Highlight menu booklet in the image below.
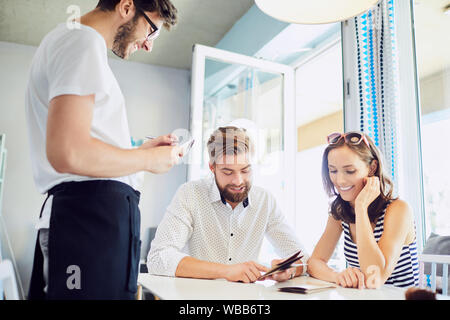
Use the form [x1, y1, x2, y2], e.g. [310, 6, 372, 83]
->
[278, 283, 336, 294]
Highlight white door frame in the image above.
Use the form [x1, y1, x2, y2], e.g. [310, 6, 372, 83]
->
[189, 44, 297, 225]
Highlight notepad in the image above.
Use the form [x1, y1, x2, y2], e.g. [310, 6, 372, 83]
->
[180, 138, 195, 158]
[278, 283, 336, 294]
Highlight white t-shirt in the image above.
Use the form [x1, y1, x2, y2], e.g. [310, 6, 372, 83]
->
[25, 23, 138, 229]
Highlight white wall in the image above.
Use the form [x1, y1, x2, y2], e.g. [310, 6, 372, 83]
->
[0, 41, 190, 296]
[419, 68, 450, 115]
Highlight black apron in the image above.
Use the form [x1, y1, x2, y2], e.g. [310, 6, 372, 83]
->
[28, 180, 141, 300]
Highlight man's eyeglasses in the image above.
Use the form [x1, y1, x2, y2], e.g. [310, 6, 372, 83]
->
[327, 132, 370, 148]
[137, 7, 160, 42]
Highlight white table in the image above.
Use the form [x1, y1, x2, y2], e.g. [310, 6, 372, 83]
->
[138, 274, 412, 300]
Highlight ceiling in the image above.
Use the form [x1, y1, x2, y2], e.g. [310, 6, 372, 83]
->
[0, 0, 448, 75]
[0, 0, 254, 70]
[413, 0, 450, 79]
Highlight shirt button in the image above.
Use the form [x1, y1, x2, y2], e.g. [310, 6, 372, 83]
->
[230, 233, 234, 237]
[229, 258, 232, 261]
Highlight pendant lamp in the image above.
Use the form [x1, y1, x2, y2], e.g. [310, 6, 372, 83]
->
[255, 0, 381, 24]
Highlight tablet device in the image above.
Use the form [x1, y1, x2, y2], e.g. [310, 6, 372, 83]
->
[257, 250, 303, 280]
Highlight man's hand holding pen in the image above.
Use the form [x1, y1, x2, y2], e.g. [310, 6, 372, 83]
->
[139, 134, 183, 174]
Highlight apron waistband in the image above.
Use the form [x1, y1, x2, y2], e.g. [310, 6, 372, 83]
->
[47, 180, 140, 202]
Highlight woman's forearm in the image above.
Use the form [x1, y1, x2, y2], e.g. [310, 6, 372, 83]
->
[355, 205, 386, 282]
[307, 257, 338, 283]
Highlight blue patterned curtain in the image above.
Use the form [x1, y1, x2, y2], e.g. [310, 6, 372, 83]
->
[353, 0, 400, 186]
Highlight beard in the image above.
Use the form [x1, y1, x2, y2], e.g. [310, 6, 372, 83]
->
[215, 175, 251, 204]
[111, 16, 139, 59]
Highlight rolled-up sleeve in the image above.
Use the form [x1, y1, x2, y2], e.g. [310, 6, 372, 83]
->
[265, 194, 310, 275]
[146, 184, 193, 276]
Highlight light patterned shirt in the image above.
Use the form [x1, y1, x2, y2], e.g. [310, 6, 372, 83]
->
[147, 177, 309, 276]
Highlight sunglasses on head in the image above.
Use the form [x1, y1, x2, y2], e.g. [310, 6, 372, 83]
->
[327, 132, 370, 148]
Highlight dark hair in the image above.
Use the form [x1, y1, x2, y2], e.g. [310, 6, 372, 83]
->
[321, 132, 396, 224]
[96, 0, 178, 29]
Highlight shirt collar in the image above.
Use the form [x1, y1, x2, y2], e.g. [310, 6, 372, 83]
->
[208, 177, 251, 208]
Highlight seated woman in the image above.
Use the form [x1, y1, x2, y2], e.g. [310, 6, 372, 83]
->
[308, 132, 419, 289]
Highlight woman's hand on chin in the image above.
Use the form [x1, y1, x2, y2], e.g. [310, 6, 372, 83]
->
[355, 176, 381, 211]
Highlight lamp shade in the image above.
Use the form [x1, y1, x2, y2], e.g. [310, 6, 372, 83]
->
[255, 0, 380, 24]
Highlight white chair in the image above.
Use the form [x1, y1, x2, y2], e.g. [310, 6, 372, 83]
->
[418, 254, 450, 296]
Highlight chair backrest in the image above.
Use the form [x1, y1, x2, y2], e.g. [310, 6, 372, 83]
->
[0, 259, 20, 300]
[418, 254, 450, 296]
[141, 227, 157, 261]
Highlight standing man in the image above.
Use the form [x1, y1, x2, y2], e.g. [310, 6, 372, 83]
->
[25, 0, 179, 299]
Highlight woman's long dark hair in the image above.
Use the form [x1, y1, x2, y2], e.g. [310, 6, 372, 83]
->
[322, 133, 396, 224]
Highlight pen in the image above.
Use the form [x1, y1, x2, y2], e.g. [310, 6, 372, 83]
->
[145, 136, 156, 140]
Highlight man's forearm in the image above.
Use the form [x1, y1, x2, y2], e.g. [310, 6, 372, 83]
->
[46, 94, 178, 177]
[48, 136, 149, 177]
[175, 256, 228, 280]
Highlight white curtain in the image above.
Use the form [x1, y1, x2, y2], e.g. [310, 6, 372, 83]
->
[346, 0, 400, 186]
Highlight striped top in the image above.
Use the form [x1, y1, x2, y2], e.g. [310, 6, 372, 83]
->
[342, 208, 419, 288]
